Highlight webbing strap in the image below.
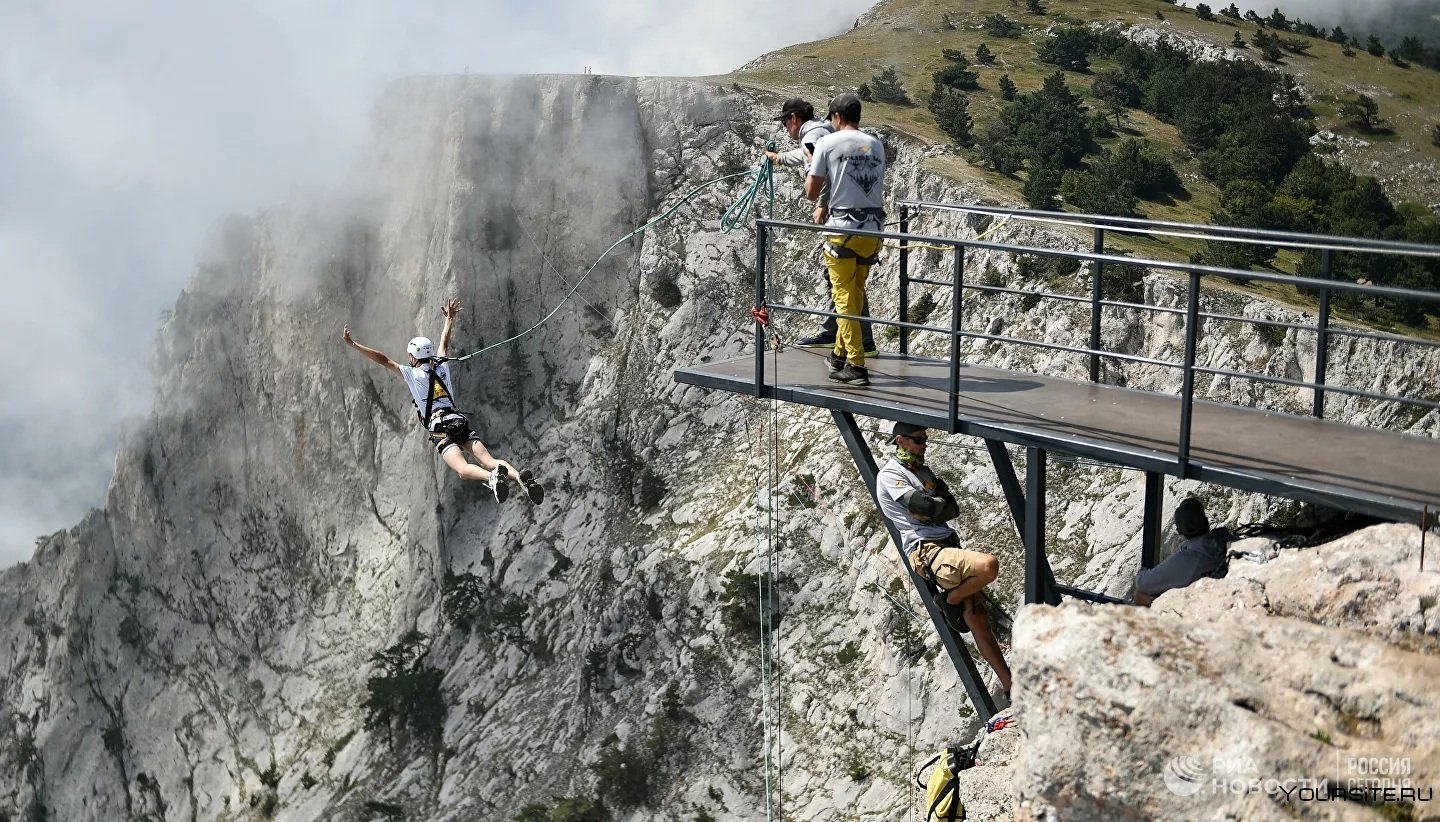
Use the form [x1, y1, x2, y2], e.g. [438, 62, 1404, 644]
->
[418, 360, 457, 428]
[826, 241, 881, 266]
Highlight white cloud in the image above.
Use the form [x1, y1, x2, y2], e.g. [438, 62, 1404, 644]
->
[0, 0, 876, 567]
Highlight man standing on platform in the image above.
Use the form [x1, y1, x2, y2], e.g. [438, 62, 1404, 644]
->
[875, 422, 1012, 697]
[805, 92, 886, 386]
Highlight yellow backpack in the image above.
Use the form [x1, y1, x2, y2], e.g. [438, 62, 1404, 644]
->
[916, 742, 977, 821]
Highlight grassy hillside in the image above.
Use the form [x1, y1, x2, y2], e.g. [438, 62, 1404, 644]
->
[724, 0, 1440, 330]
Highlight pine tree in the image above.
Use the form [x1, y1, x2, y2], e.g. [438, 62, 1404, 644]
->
[1366, 35, 1385, 57]
[985, 13, 1018, 37]
[929, 87, 974, 146]
[1231, 31, 1247, 49]
[1025, 0, 1046, 15]
[975, 43, 995, 65]
[1023, 163, 1063, 209]
[868, 66, 913, 106]
[1341, 94, 1382, 132]
[998, 74, 1018, 101]
[1195, 3, 1214, 21]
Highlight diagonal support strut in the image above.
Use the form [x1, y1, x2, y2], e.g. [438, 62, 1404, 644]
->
[832, 409, 997, 722]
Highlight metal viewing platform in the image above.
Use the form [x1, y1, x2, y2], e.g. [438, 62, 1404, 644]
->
[676, 203, 1440, 721]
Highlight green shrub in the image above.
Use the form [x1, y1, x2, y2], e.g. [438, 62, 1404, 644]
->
[720, 571, 781, 635]
[363, 631, 446, 751]
[593, 738, 651, 809]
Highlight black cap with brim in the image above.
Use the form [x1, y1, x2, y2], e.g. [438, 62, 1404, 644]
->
[774, 97, 811, 121]
[890, 421, 928, 443]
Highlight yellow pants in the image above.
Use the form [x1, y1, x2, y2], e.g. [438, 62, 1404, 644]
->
[824, 234, 882, 366]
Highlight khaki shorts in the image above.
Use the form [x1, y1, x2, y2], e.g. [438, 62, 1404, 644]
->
[909, 540, 986, 593]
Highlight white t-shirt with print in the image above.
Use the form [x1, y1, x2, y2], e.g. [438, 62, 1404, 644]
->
[399, 362, 456, 423]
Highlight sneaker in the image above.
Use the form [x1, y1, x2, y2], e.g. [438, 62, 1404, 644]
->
[519, 469, 545, 505]
[797, 332, 837, 348]
[829, 363, 870, 386]
[863, 343, 878, 358]
[826, 353, 845, 375]
[488, 465, 509, 502]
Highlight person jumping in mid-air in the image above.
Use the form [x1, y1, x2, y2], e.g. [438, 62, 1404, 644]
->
[343, 298, 544, 504]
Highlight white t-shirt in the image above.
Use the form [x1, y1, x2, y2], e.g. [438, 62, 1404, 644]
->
[399, 362, 456, 422]
[808, 128, 886, 228]
[875, 457, 957, 551]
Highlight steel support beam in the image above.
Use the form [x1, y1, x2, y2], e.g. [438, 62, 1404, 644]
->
[1024, 447, 1050, 606]
[1141, 471, 1164, 570]
[832, 409, 997, 721]
[986, 440, 1061, 606]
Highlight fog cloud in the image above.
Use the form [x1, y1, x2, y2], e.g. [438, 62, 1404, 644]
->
[0, 0, 876, 568]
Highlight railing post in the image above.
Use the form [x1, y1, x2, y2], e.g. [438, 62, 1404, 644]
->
[1090, 227, 1105, 383]
[948, 243, 965, 432]
[899, 203, 911, 355]
[1177, 270, 1200, 476]
[1313, 249, 1333, 418]
[754, 222, 768, 399]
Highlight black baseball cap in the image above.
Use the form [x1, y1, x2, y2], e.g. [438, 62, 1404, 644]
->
[827, 92, 863, 124]
[774, 98, 814, 121]
[890, 421, 928, 443]
[1174, 497, 1210, 538]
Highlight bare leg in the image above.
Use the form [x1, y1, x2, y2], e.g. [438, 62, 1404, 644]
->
[441, 445, 496, 482]
[963, 593, 1012, 694]
[465, 440, 518, 479]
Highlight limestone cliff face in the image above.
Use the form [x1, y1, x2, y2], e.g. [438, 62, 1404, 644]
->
[1, 74, 1437, 822]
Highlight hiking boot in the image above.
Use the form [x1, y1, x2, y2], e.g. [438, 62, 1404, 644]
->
[519, 469, 545, 505]
[488, 465, 509, 503]
[863, 342, 878, 358]
[829, 363, 870, 386]
[797, 332, 837, 348]
[939, 599, 972, 634]
[826, 353, 846, 375]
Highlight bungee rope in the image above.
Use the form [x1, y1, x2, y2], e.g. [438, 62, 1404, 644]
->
[448, 160, 767, 363]
[722, 140, 776, 234]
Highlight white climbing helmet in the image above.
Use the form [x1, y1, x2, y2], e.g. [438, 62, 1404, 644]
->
[407, 336, 435, 360]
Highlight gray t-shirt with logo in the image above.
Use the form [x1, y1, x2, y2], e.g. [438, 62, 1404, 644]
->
[809, 128, 886, 228]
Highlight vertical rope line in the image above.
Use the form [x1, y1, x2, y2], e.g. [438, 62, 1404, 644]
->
[770, 321, 783, 819]
[908, 669, 915, 822]
[757, 465, 774, 822]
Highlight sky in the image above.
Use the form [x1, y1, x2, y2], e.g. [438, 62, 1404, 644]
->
[0, 0, 877, 569]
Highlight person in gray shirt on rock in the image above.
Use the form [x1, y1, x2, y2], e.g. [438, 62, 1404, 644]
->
[875, 421, 1012, 696]
[1134, 497, 1231, 606]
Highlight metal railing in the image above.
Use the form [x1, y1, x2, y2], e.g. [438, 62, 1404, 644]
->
[751, 207, 1440, 478]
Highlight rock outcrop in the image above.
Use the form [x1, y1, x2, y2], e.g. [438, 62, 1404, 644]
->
[994, 524, 1440, 821]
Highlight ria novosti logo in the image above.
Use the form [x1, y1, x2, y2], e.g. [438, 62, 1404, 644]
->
[1160, 752, 1433, 805]
[1162, 757, 1208, 797]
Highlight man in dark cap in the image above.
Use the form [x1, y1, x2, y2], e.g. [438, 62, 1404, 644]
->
[766, 98, 878, 357]
[805, 92, 887, 386]
[1134, 497, 1232, 606]
[874, 421, 1011, 696]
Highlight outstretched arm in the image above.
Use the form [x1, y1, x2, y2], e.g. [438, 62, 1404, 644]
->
[437, 298, 461, 358]
[342, 325, 400, 373]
